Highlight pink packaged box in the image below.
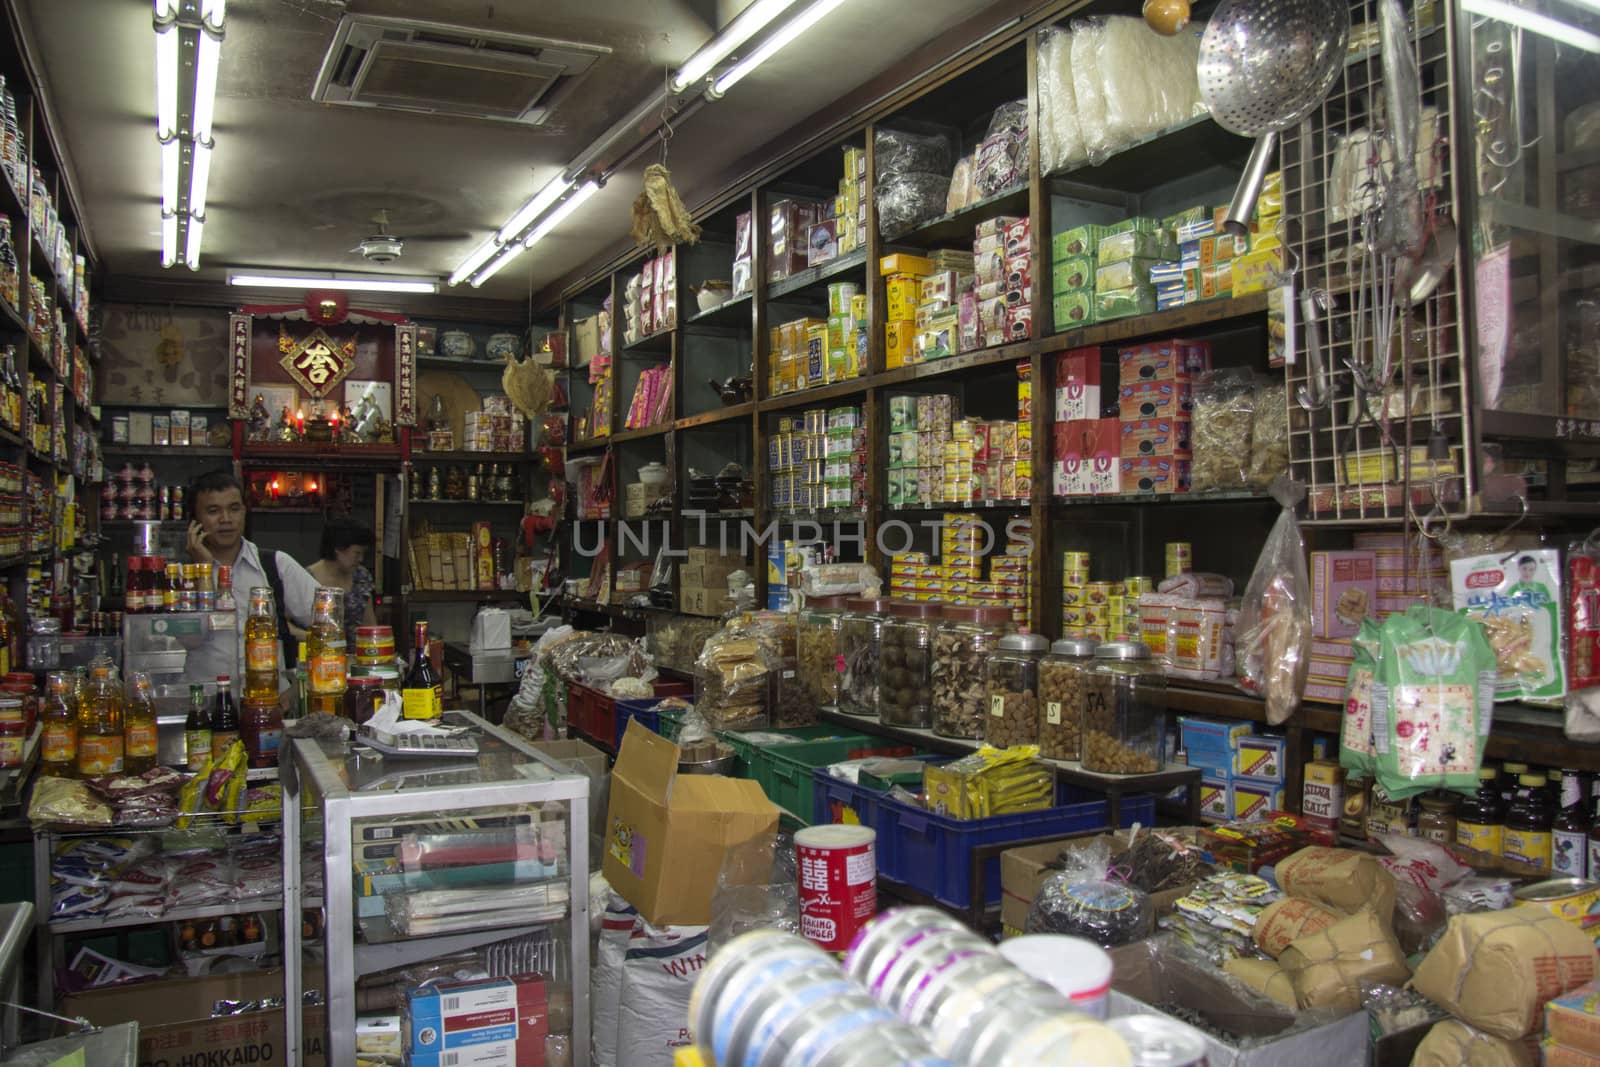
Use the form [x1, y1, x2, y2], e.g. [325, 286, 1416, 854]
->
[1120, 416, 1193, 458]
[1004, 302, 1032, 341]
[1121, 455, 1191, 493]
[1055, 348, 1102, 422]
[976, 215, 1023, 239]
[1309, 550, 1379, 637]
[958, 291, 980, 353]
[1118, 379, 1195, 420]
[1004, 217, 1032, 257]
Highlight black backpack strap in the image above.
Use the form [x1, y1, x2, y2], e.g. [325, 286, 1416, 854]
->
[260, 550, 297, 668]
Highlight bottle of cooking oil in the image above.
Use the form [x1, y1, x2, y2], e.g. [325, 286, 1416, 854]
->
[305, 587, 347, 716]
[244, 586, 279, 704]
[75, 665, 124, 777]
[123, 671, 159, 774]
[39, 670, 76, 777]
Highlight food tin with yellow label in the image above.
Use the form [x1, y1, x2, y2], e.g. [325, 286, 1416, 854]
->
[1513, 878, 1600, 943]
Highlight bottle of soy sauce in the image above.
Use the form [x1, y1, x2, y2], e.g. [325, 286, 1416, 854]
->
[1505, 773, 1555, 875]
[1553, 769, 1590, 877]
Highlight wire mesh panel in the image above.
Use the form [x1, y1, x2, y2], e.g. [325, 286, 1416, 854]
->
[1282, 0, 1472, 524]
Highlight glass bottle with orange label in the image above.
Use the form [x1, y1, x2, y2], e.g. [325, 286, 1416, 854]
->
[244, 587, 279, 705]
[39, 670, 76, 777]
[305, 587, 347, 716]
[123, 671, 159, 774]
[75, 665, 124, 777]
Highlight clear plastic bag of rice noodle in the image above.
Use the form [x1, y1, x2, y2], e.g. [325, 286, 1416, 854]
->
[1189, 369, 1256, 493]
[1037, 26, 1085, 172]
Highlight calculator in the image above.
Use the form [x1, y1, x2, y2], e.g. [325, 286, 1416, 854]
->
[358, 728, 481, 759]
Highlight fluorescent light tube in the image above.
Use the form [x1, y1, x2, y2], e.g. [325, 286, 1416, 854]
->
[153, 0, 179, 20]
[228, 272, 440, 294]
[183, 217, 203, 269]
[713, 0, 850, 96]
[161, 214, 178, 268]
[161, 139, 179, 214]
[469, 243, 527, 288]
[188, 141, 211, 216]
[448, 234, 504, 287]
[201, 0, 225, 29]
[193, 28, 221, 141]
[496, 175, 573, 245]
[1460, 0, 1600, 51]
[672, 0, 800, 91]
[155, 23, 178, 139]
[524, 181, 599, 248]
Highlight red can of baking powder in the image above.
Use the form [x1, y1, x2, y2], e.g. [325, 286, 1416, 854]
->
[796, 824, 877, 952]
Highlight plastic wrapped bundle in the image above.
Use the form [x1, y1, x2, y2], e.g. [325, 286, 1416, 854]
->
[946, 154, 975, 212]
[1024, 838, 1153, 946]
[1068, 20, 1110, 164]
[1037, 26, 1086, 172]
[875, 127, 953, 179]
[877, 172, 953, 236]
[972, 100, 1029, 198]
[1096, 16, 1205, 153]
[1189, 370, 1256, 493]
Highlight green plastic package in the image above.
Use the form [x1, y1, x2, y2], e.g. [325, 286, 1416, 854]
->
[1337, 618, 1382, 779]
[1371, 606, 1497, 798]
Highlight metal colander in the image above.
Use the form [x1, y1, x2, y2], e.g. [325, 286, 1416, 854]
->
[1199, 0, 1350, 233]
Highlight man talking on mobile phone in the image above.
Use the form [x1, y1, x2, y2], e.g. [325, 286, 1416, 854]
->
[184, 470, 319, 697]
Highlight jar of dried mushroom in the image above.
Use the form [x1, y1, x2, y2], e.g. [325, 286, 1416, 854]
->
[838, 596, 892, 717]
[796, 595, 849, 707]
[932, 605, 1011, 739]
[879, 599, 941, 728]
[1082, 640, 1166, 775]
[984, 632, 1048, 748]
[1038, 637, 1096, 762]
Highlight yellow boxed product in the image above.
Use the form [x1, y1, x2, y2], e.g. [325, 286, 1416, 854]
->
[1232, 247, 1285, 296]
[885, 321, 917, 368]
[880, 252, 935, 277]
[1200, 261, 1233, 300]
[886, 275, 920, 321]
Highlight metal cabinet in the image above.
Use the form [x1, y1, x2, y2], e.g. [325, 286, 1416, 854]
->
[279, 711, 590, 1066]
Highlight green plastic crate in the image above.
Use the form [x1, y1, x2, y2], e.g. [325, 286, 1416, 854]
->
[719, 725, 853, 781]
[657, 708, 685, 741]
[763, 736, 919, 824]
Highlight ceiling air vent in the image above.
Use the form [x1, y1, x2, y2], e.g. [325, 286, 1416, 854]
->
[312, 14, 610, 126]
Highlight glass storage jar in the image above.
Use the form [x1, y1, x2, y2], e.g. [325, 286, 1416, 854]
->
[796, 595, 849, 707]
[1038, 637, 1096, 761]
[984, 633, 1048, 748]
[838, 597, 891, 717]
[27, 618, 59, 669]
[879, 600, 942, 728]
[932, 605, 1011, 739]
[749, 610, 811, 728]
[1082, 641, 1167, 774]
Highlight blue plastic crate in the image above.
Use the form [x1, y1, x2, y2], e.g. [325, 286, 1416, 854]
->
[614, 695, 693, 751]
[811, 769, 887, 836]
[877, 787, 1157, 910]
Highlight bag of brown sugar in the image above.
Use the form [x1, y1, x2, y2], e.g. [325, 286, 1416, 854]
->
[1410, 1019, 1534, 1067]
[1277, 908, 1409, 1013]
[1252, 897, 1344, 958]
[1275, 846, 1396, 927]
[1411, 904, 1598, 1040]
[1222, 958, 1297, 1008]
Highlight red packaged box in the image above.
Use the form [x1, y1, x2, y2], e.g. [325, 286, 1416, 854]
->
[1004, 302, 1033, 342]
[1120, 416, 1193, 458]
[1054, 347, 1102, 421]
[1118, 379, 1195, 420]
[1121, 455, 1191, 493]
[1118, 339, 1212, 383]
[1053, 418, 1120, 495]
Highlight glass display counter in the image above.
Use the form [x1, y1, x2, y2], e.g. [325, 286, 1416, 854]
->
[280, 710, 590, 1066]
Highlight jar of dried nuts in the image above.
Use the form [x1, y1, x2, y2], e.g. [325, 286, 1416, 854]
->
[984, 632, 1048, 748]
[838, 596, 892, 717]
[797, 594, 849, 708]
[1082, 640, 1167, 774]
[932, 604, 1011, 739]
[879, 599, 942, 728]
[1038, 637, 1096, 762]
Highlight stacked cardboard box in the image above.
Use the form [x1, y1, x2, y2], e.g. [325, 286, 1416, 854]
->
[1301, 533, 1445, 704]
[769, 198, 826, 282]
[461, 395, 528, 452]
[1117, 338, 1209, 494]
[803, 145, 868, 267]
[407, 529, 497, 592]
[1052, 347, 1119, 497]
[885, 390, 1031, 508]
[1094, 218, 1173, 321]
[680, 546, 744, 616]
[885, 518, 1033, 629]
[972, 215, 1031, 349]
[1051, 224, 1104, 330]
[623, 480, 671, 519]
[768, 283, 865, 396]
[767, 405, 866, 514]
[626, 249, 677, 341]
[881, 250, 976, 368]
[1179, 716, 1284, 824]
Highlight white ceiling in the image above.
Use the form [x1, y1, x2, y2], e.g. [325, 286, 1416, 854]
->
[16, 0, 1006, 308]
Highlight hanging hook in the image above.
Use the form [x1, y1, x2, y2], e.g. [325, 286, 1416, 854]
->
[1495, 494, 1532, 563]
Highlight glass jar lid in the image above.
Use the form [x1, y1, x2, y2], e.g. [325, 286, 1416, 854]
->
[805, 595, 850, 613]
[1095, 640, 1150, 660]
[845, 596, 891, 614]
[997, 633, 1048, 653]
[889, 599, 942, 619]
[1050, 637, 1097, 657]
